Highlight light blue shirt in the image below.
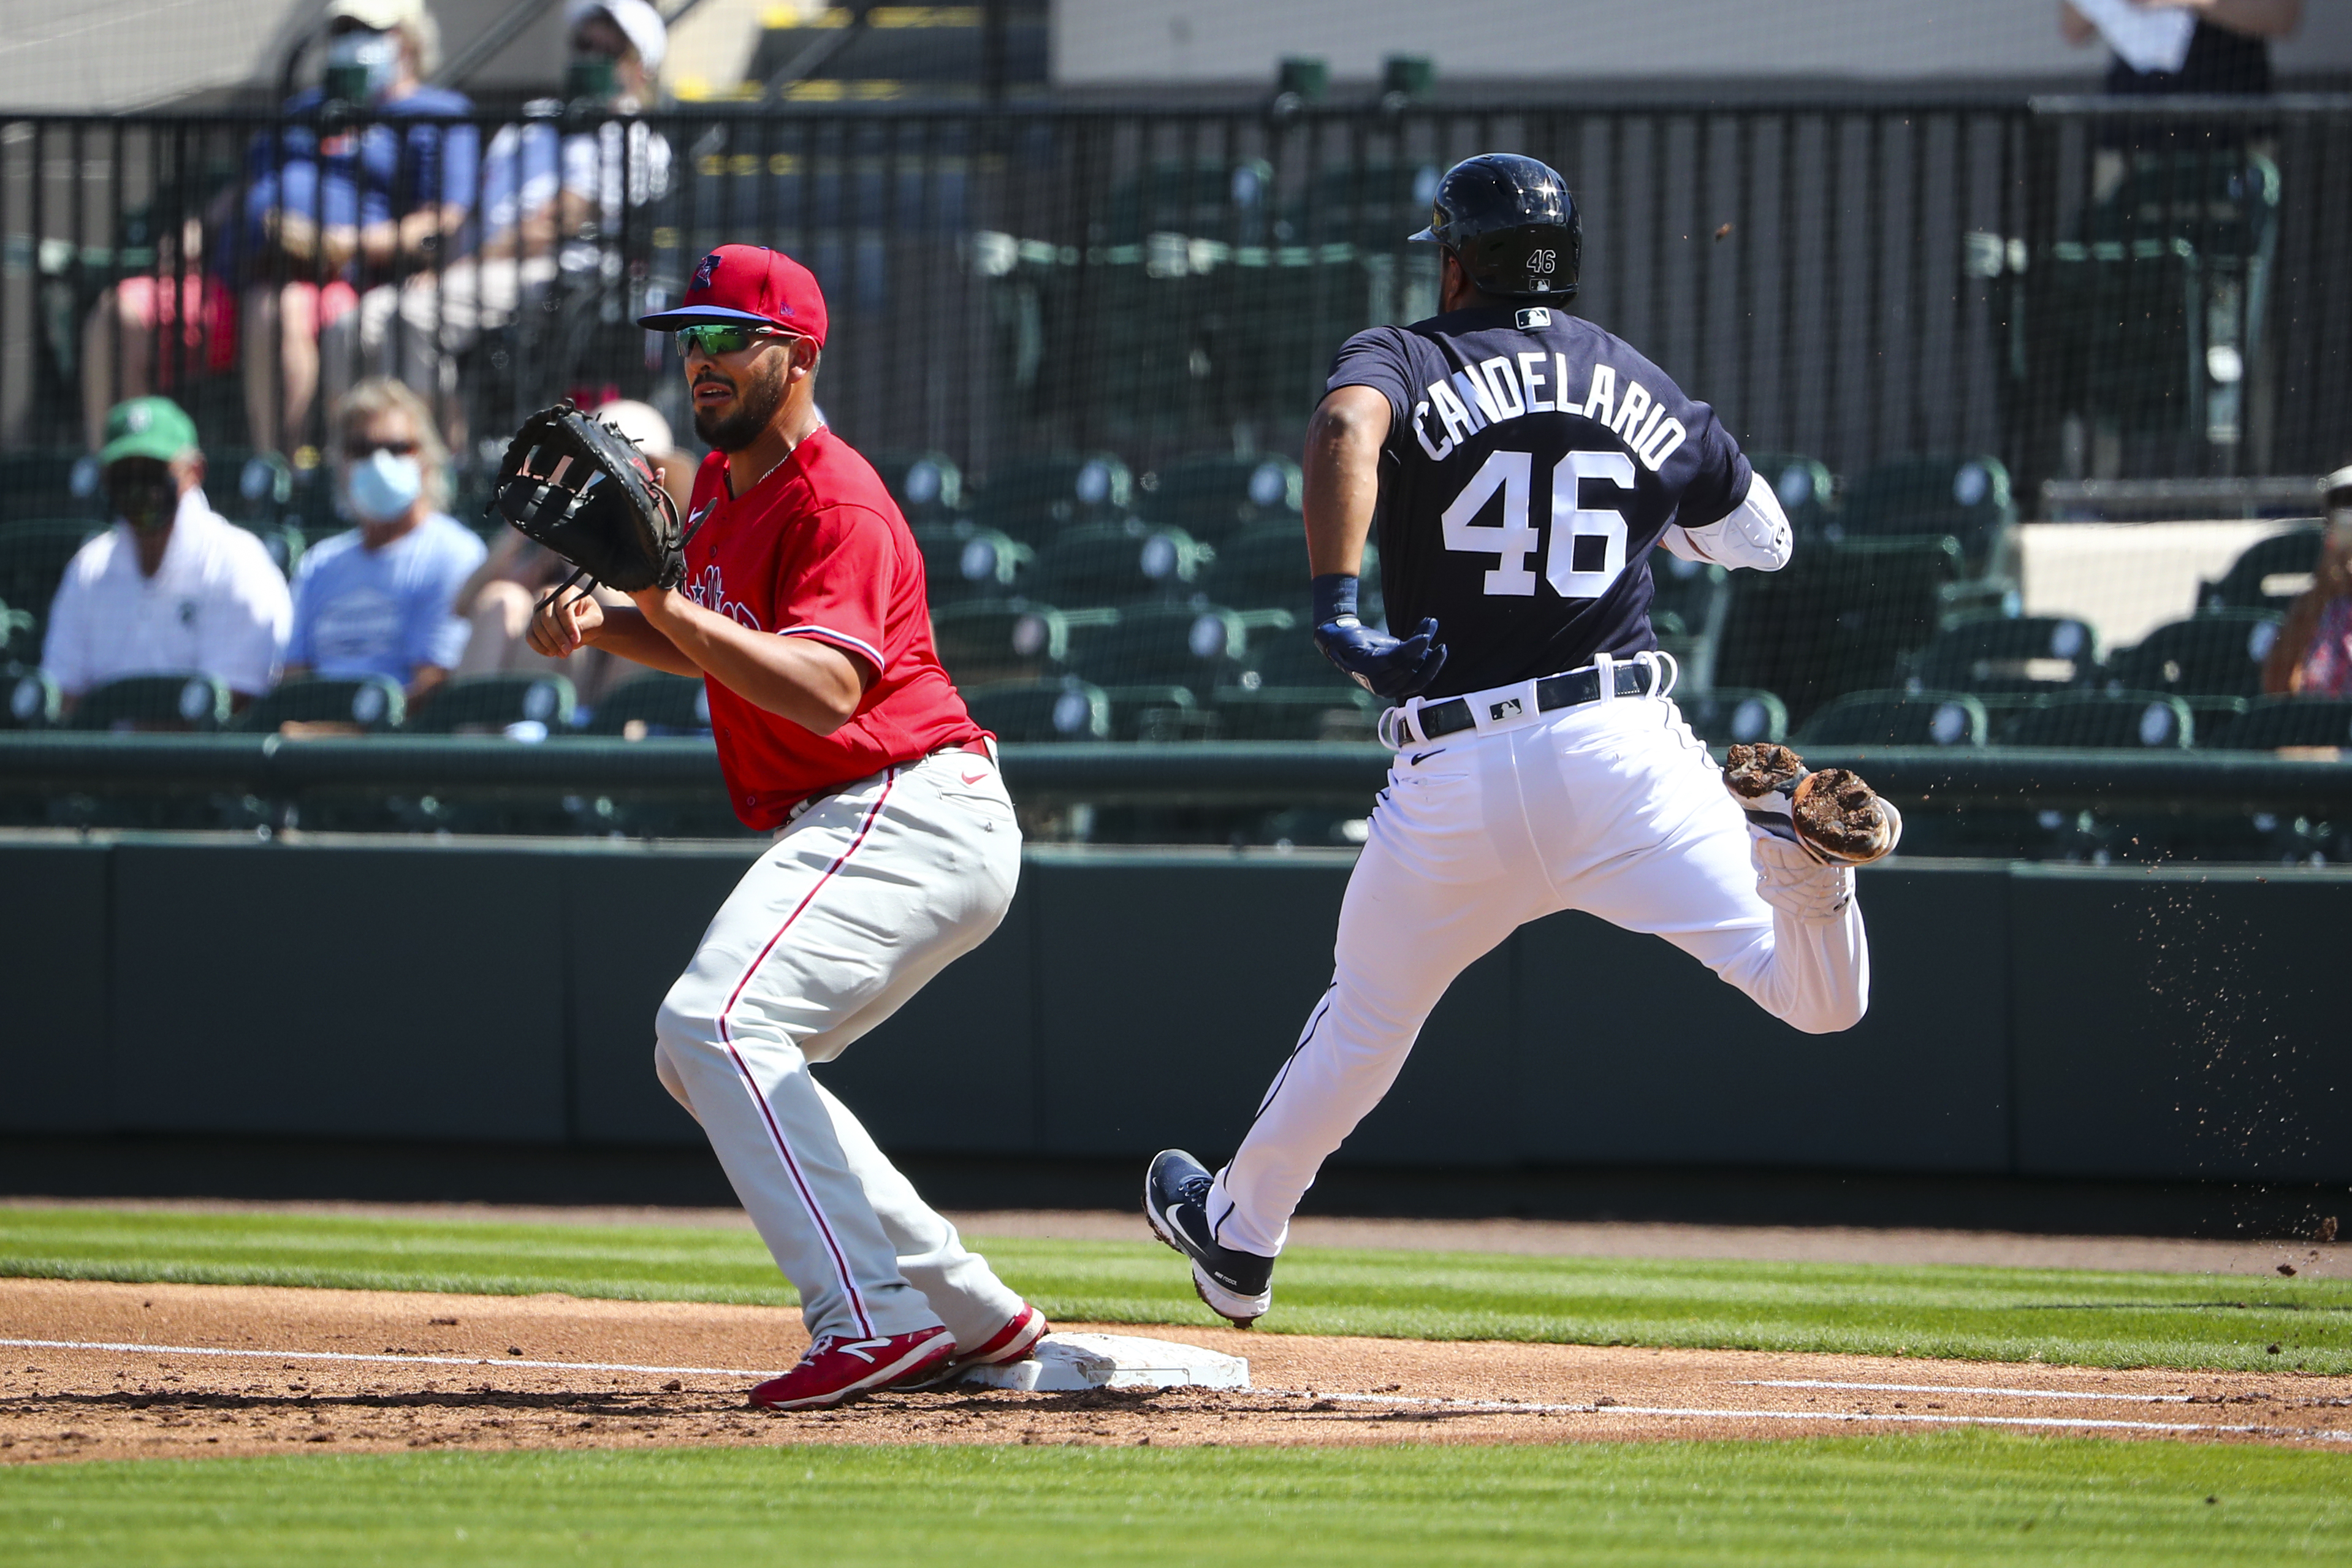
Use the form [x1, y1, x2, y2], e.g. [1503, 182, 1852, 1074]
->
[287, 512, 487, 682]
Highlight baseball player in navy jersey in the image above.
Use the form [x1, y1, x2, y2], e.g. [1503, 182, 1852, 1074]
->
[529, 245, 1046, 1407]
[1144, 154, 1902, 1326]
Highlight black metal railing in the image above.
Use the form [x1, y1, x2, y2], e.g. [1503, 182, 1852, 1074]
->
[6, 97, 2346, 491]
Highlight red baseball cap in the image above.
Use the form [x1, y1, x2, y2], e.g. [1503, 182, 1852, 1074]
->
[639, 244, 828, 347]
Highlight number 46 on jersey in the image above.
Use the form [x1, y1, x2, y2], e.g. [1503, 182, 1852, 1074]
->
[1443, 448, 1635, 603]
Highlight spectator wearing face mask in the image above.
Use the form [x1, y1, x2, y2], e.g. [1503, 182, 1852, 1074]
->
[283, 378, 486, 699]
[237, 0, 478, 460]
[328, 0, 672, 442]
[42, 397, 292, 714]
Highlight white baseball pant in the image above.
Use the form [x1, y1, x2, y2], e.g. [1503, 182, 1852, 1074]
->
[653, 747, 1028, 1346]
[1205, 683, 1872, 1259]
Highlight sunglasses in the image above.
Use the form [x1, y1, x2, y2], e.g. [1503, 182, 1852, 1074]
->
[674, 324, 791, 359]
[344, 437, 421, 459]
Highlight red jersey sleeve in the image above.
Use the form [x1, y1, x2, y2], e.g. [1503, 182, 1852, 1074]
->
[774, 503, 893, 676]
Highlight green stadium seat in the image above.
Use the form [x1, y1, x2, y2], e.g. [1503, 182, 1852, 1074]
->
[1029, 520, 1213, 606]
[2198, 526, 2323, 614]
[404, 672, 577, 736]
[913, 523, 1030, 603]
[1742, 451, 1837, 538]
[1836, 453, 2014, 576]
[1245, 630, 1352, 690]
[1099, 683, 1215, 741]
[964, 678, 1111, 742]
[68, 671, 232, 732]
[0, 452, 102, 523]
[1796, 689, 1987, 748]
[1140, 453, 1301, 542]
[1070, 603, 1249, 690]
[861, 448, 964, 523]
[2207, 696, 2352, 751]
[1650, 552, 1729, 640]
[209, 448, 297, 524]
[2001, 690, 2194, 749]
[2104, 611, 2283, 700]
[1675, 687, 1790, 746]
[235, 519, 305, 579]
[932, 599, 1106, 687]
[1909, 612, 2101, 698]
[0, 519, 105, 659]
[4, 667, 60, 729]
[583, 672, 710, 738]
[1717, 534, 1965, 726]
[967, 453, 1132, 544]
[235, 674, 405, 733]
[1211, 683, 1377, 742]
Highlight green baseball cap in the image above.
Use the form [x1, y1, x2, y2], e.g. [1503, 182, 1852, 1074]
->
[98, 396, 199, 468]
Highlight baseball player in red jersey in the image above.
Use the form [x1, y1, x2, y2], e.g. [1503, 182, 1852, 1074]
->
[528, 244, 1046, 1409]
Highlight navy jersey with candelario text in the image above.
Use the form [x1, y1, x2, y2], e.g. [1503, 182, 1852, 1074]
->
[1328, 304, 1750, 700]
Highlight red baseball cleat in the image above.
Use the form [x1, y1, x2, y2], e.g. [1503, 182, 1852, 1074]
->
[951, 1303, 1049, 1370]
[748, 1326, 957, 1411]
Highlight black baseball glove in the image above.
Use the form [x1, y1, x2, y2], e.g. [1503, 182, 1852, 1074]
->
[489, 401, 690, 596]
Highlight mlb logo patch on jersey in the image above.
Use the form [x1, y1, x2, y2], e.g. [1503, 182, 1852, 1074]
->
[1489, 697, 1524, 721]
[1515, 306, 1552, 330]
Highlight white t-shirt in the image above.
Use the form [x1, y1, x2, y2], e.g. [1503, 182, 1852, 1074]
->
[42, 490, 294, 698]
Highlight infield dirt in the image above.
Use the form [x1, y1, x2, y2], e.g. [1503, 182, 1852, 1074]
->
[4, 1278, 2348, 1464]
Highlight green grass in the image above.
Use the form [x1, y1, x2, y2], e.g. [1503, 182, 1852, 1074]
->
[1, 1436, 2347, 1566]
[4, 1206, 2348, 1373]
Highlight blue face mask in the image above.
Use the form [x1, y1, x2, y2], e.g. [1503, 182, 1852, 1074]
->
[346, 448, 424, 523]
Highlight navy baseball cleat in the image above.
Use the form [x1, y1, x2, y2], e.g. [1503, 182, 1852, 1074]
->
[1722, 742, 1902, 867]
[1144, 1149, 1275, 1328]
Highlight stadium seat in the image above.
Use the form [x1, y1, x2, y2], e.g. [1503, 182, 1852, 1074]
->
[932, 600, 1112, 686]
[1028, 520, 1214, 606]
[1795, 689, 1987, 748]
[2001, 690, 2194, 748]
[582, 672, 710, 738]
[967, 454, 1132, 544]
[1069, 603, 1250, 690]
[1836, 453, 2015, 575]
[1211, 524, 1309, 613]
[2207, 696, 2352, 751]
[913, 523, 1030, 603]
[1741, 451, 1837, 538]
[1244, 629, 1352, 690]
[67, 671, 232, 733]
[234, 519, 305, 579]
[0, 452, 102, 523]
[1672, 687, 1789, 746]
[1212, 683, 1377, 742]
[0, 519, 104, 660]
[861, 448, 964, 523]
[1717, 534, 1965, 725]
[964, 678, 1112, 742]
[2104, 611, 2283, 699]
[209, 448, 297, 525]
[1650, 552, 1729, 639]
[1909, 613, 2101, 697]
[235, 674, 405, 734]
[1099, 683, 1215, 741]
[1141, 453, 1301, 542]
[2198, 525, 2323, 614]
[404, 672, 577, 736]
[4, 667, 60, 730]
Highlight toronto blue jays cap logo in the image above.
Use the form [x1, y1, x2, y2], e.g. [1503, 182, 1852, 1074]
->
[693, 251, 721, 291]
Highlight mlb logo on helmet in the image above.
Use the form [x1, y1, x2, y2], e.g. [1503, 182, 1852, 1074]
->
[640, 243, 829, 348]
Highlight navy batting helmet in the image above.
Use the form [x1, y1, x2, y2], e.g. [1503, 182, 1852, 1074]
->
[1409, 153, 1581, 301]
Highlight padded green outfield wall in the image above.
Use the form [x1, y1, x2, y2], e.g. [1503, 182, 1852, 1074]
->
[0, 835, 2345, 1184]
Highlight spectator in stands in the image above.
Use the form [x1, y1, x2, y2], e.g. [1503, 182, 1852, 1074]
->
[328, 0, 672, 443]
[238, 0, 478, 462]
[283, 379, 485, 699]
[42, 397, 292, 714]
[2060, 0, 2303, 97]
[79, 217, 230, 453]
[2265, 465, 2352, 696]
[450, 398, 683, 704]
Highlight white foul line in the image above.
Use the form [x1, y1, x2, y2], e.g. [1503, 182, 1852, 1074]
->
[1740, 1379, 2193, 1404]
[1266, 1389, 2352, 1441]
[0, 1338, 766, 1379]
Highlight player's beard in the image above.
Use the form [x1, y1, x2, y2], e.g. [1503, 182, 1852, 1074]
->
[693, 352, 791, 452]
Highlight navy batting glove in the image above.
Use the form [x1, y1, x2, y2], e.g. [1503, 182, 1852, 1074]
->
[1311, 573, 1447, 702]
